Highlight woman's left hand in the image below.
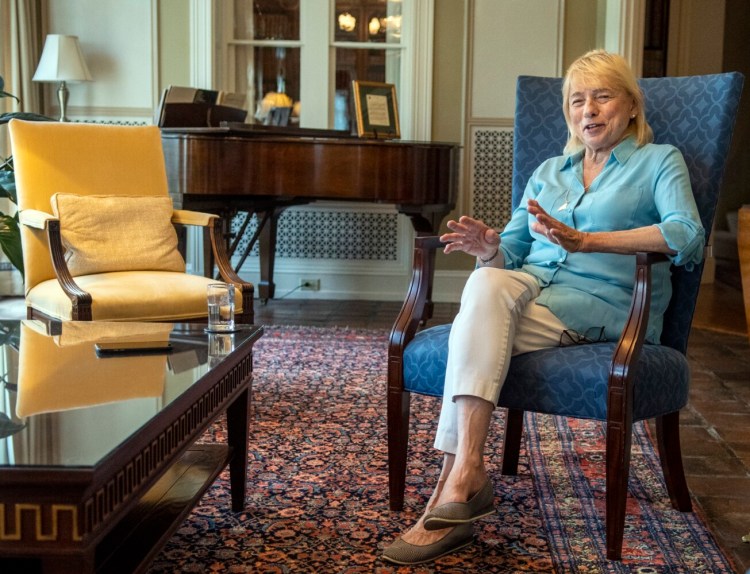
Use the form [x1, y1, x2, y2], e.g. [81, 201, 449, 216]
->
[527, 199, 588, 252]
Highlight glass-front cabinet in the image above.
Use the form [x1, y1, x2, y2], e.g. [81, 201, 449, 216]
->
[218, 0, 408, 134]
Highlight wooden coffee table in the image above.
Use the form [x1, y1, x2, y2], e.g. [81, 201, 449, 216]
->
[0, 320, 263, 574]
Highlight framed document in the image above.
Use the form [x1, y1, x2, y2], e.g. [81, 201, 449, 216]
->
[352, 81, 400, 139]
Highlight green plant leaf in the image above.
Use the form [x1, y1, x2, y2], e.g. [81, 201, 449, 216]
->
[0, 75, 20, 103]
[0, 321, 20, 347]
[0, 169, 17, 204]
[0, 214, 24, 278]
[0, 412, 26, 439]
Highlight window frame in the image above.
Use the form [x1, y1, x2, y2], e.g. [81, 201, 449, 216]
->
[209, 0, 434, 139]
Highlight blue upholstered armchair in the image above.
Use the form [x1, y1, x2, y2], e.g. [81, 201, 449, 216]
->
[387, 72, 744, 560]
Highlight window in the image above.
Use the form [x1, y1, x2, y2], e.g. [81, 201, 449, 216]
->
[217, 0, 422, 137]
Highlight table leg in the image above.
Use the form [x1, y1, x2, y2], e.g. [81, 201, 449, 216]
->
[226, 386, 250, 512]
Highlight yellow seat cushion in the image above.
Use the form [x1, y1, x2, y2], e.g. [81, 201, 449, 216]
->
[50, 193, 185, 276]
[27, 271, 243, 322]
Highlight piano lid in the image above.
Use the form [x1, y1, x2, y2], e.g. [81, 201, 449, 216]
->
[161, 122, 356, 140]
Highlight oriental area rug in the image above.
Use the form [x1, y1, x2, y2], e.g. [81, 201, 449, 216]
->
[147, 326, 735, 573]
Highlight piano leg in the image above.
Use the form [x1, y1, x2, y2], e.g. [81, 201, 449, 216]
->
[257, 207, 285, 302]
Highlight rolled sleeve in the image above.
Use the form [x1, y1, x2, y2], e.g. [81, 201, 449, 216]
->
[652, 146, 705, 269]
[656, 219, 704, 267]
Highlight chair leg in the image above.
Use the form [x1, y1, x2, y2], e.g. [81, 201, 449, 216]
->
[387, 388, 411, 511]
[501, 408, 524, 475]
[656, 412, 692, 512]
[605, 412, 633, 560]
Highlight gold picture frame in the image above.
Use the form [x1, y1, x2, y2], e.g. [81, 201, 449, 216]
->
[352, 81, 401, 139]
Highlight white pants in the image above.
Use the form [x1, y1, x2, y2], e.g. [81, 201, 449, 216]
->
[433, 267, 567, 454]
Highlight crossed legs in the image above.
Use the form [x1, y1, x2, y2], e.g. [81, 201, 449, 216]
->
[384, 268, 566, 562]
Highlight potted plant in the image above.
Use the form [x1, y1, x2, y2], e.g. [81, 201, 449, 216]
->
[0, 75, 52, 278]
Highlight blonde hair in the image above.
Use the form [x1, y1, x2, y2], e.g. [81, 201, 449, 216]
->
[562, 50, 653, 155]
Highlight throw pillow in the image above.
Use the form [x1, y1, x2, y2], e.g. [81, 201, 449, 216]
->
[50, 193, 185, 276]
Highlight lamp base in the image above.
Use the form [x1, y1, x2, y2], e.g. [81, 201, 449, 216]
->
[56, 80, 69, 122]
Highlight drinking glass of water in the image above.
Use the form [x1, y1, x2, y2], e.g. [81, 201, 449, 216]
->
[206, 283, 235, 332]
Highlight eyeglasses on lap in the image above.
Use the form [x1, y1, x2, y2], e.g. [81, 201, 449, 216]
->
[559, 326, 607, 347]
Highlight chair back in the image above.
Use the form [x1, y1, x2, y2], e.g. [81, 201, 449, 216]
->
[512, 73, 743, 352]
[9, 121, 170, 294]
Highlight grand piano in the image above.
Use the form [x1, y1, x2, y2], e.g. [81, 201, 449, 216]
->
[161, 123, 460, 300]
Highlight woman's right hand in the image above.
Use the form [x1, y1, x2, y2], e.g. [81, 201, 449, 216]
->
[439, 215, 500, 260]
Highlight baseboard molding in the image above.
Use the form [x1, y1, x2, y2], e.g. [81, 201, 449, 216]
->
[241, 267, 469, 303]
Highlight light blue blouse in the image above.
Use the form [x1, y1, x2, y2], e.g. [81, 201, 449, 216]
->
[500, 136, 704, 344]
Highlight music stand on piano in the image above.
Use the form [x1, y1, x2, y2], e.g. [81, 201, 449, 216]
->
[158, 102, 247, 128]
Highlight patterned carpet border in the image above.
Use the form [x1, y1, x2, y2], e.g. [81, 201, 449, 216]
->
[146, 326, 736, 573]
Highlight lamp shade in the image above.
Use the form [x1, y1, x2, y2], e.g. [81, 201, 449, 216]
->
[33, 34, 92, 83]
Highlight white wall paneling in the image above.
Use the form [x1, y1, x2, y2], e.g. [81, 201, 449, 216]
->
[44, 0, 158, 123]
[469, 0, 564, 120]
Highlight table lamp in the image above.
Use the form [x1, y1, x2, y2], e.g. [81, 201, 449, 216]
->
[32, 34, 92, 122]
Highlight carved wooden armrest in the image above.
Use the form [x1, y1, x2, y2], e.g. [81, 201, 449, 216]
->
[47, 219, 93, 320]
[19, 209, 56, 230]
[388, 235, 445, 361]
[19, 209, 93, 318]
[171, 209, 218, 227]
[170, 208, 254, 289]
[207, 217, 255, 324]
[607, 251, 669, 422]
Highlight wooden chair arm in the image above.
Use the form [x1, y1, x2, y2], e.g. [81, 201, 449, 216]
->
[170, 210, 254, 323]
[172, 209, 250, 286]
[207, 217, 255, 324]
[388, 235, 445, 364]
[19, 209, 57, 230]
[608, 251, 669, 395]
[171, 209, 218, 227]
[604, 251, 669, 553]
[46, 219, 93, 320]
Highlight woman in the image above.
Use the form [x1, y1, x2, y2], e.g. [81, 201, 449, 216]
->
[382, 49, 704, 565]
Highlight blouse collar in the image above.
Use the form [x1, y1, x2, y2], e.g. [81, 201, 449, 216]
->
[561, 134, 638, 172]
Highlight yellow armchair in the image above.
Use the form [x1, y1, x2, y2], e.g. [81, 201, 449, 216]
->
[9, 120, 253, 323]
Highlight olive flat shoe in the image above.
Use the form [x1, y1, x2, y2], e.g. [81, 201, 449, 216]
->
[381, 523, 474, 565]
[422, 479, 495, 531]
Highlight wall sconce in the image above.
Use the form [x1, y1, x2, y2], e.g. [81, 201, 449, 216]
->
[32, 34, 93, 122]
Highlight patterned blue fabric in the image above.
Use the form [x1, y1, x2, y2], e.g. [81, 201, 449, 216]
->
[403, 323, 689, 421]
[404, 73, 744, 422]
[403, 323, 453, 398]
